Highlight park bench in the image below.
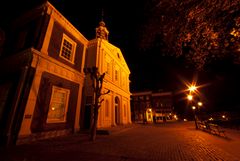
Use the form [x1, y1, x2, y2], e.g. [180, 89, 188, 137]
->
[197, 121, 226, 137]
[197, 121, 212, 132]
[197, 121, 208, 131]
[207, 123, 226, 137]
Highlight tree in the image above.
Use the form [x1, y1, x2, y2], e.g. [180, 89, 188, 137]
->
[139, 0, 240, 70]
[84, 67, 110, 141]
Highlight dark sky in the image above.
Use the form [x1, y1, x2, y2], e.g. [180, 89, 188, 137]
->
[1, 0, 177, 92]
[0, 0, 156, 90]
[1, 0, 240, 112]
[48, 0, 145, 56]
[47, 0, 240, 113]
[47, 0, 184, 91]
[47, 0, 150, 90]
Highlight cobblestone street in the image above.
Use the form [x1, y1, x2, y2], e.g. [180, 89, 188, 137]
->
[1, 121, 240, 161]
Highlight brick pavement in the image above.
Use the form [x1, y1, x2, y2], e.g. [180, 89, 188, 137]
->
[1, 121, 240, 161]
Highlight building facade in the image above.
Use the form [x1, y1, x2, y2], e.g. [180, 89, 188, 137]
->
[131, 91, 176, 123]
[80, 20, 132, 129]
[0, 1, 131, 146]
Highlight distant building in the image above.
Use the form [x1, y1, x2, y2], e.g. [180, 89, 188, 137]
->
[131, 91, 176, 123]
[0, 1, 131, 146]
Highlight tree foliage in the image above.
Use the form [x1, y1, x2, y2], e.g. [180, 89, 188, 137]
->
[140, 0, 240, 70]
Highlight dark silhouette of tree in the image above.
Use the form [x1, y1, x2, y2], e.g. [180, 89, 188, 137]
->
[84, 67, 110, 141]
[139, 0, 240, 70]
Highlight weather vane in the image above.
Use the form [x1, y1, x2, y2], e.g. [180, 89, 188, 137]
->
[101, 8, 104, 21]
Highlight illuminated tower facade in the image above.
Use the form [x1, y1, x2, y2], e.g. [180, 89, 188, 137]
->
[81, 19, 132, 128]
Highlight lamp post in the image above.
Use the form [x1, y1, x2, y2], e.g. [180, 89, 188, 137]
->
[192, 106, 198, 129]
[187, 85, 198, 129]
[187, 94, 198, 129]
[198, 101, 202, 107]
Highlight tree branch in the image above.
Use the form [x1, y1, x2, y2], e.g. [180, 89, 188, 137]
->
[101, 90, 110, 95]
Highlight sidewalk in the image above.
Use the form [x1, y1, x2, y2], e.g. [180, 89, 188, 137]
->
[97, 123, 136, 135]
[0, 124, 136, 161]
[1, 122, 240, 161]
[208, 127, 240, 159]
[78, 123, 135, 136]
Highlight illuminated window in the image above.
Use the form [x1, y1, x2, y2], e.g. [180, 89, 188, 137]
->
[60, 34, 76, 63]
[105, 100, 109, 117]
[47, 86, 70, 123]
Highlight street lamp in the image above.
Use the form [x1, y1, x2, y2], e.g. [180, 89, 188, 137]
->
[196, 101, 203, 120]
[192, 106, 198, 129]
[187, 94, 198, 129]
[198, 101, 203, 107]
[186, 84, 200, 129]
[189, 85, 197, 93]
[187, 94, 193, 101]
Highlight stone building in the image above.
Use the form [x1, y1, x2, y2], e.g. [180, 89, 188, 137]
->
[131, 91, 176, 123]
[0, 1, 131, 146]
[80, 20, 131, 129]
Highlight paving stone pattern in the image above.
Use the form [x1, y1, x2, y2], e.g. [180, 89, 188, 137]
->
[1, 122, 239, 161]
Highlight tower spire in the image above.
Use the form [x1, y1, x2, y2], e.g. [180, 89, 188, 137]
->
[95, 9, 109, 41]
[101, 8, 104, 21]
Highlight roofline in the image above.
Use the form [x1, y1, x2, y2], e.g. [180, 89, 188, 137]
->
[45, 1, 88, 42]
[132, 91, 173, 96]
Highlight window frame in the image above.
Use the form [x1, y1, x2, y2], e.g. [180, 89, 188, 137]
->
[59, 33, 76, 64]
[47, 86, 70, 123]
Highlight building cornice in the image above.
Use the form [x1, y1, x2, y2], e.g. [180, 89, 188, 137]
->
[46, 1, 88, 43]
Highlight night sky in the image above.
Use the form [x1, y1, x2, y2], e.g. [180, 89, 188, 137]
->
[1, 0, 145, 89]
[46, 0, 174, 89]
[46, 0, 153, 90]
[1, 0, 240, 112]
[46, 0, 240, 112]
[0, 0, 194, 91]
